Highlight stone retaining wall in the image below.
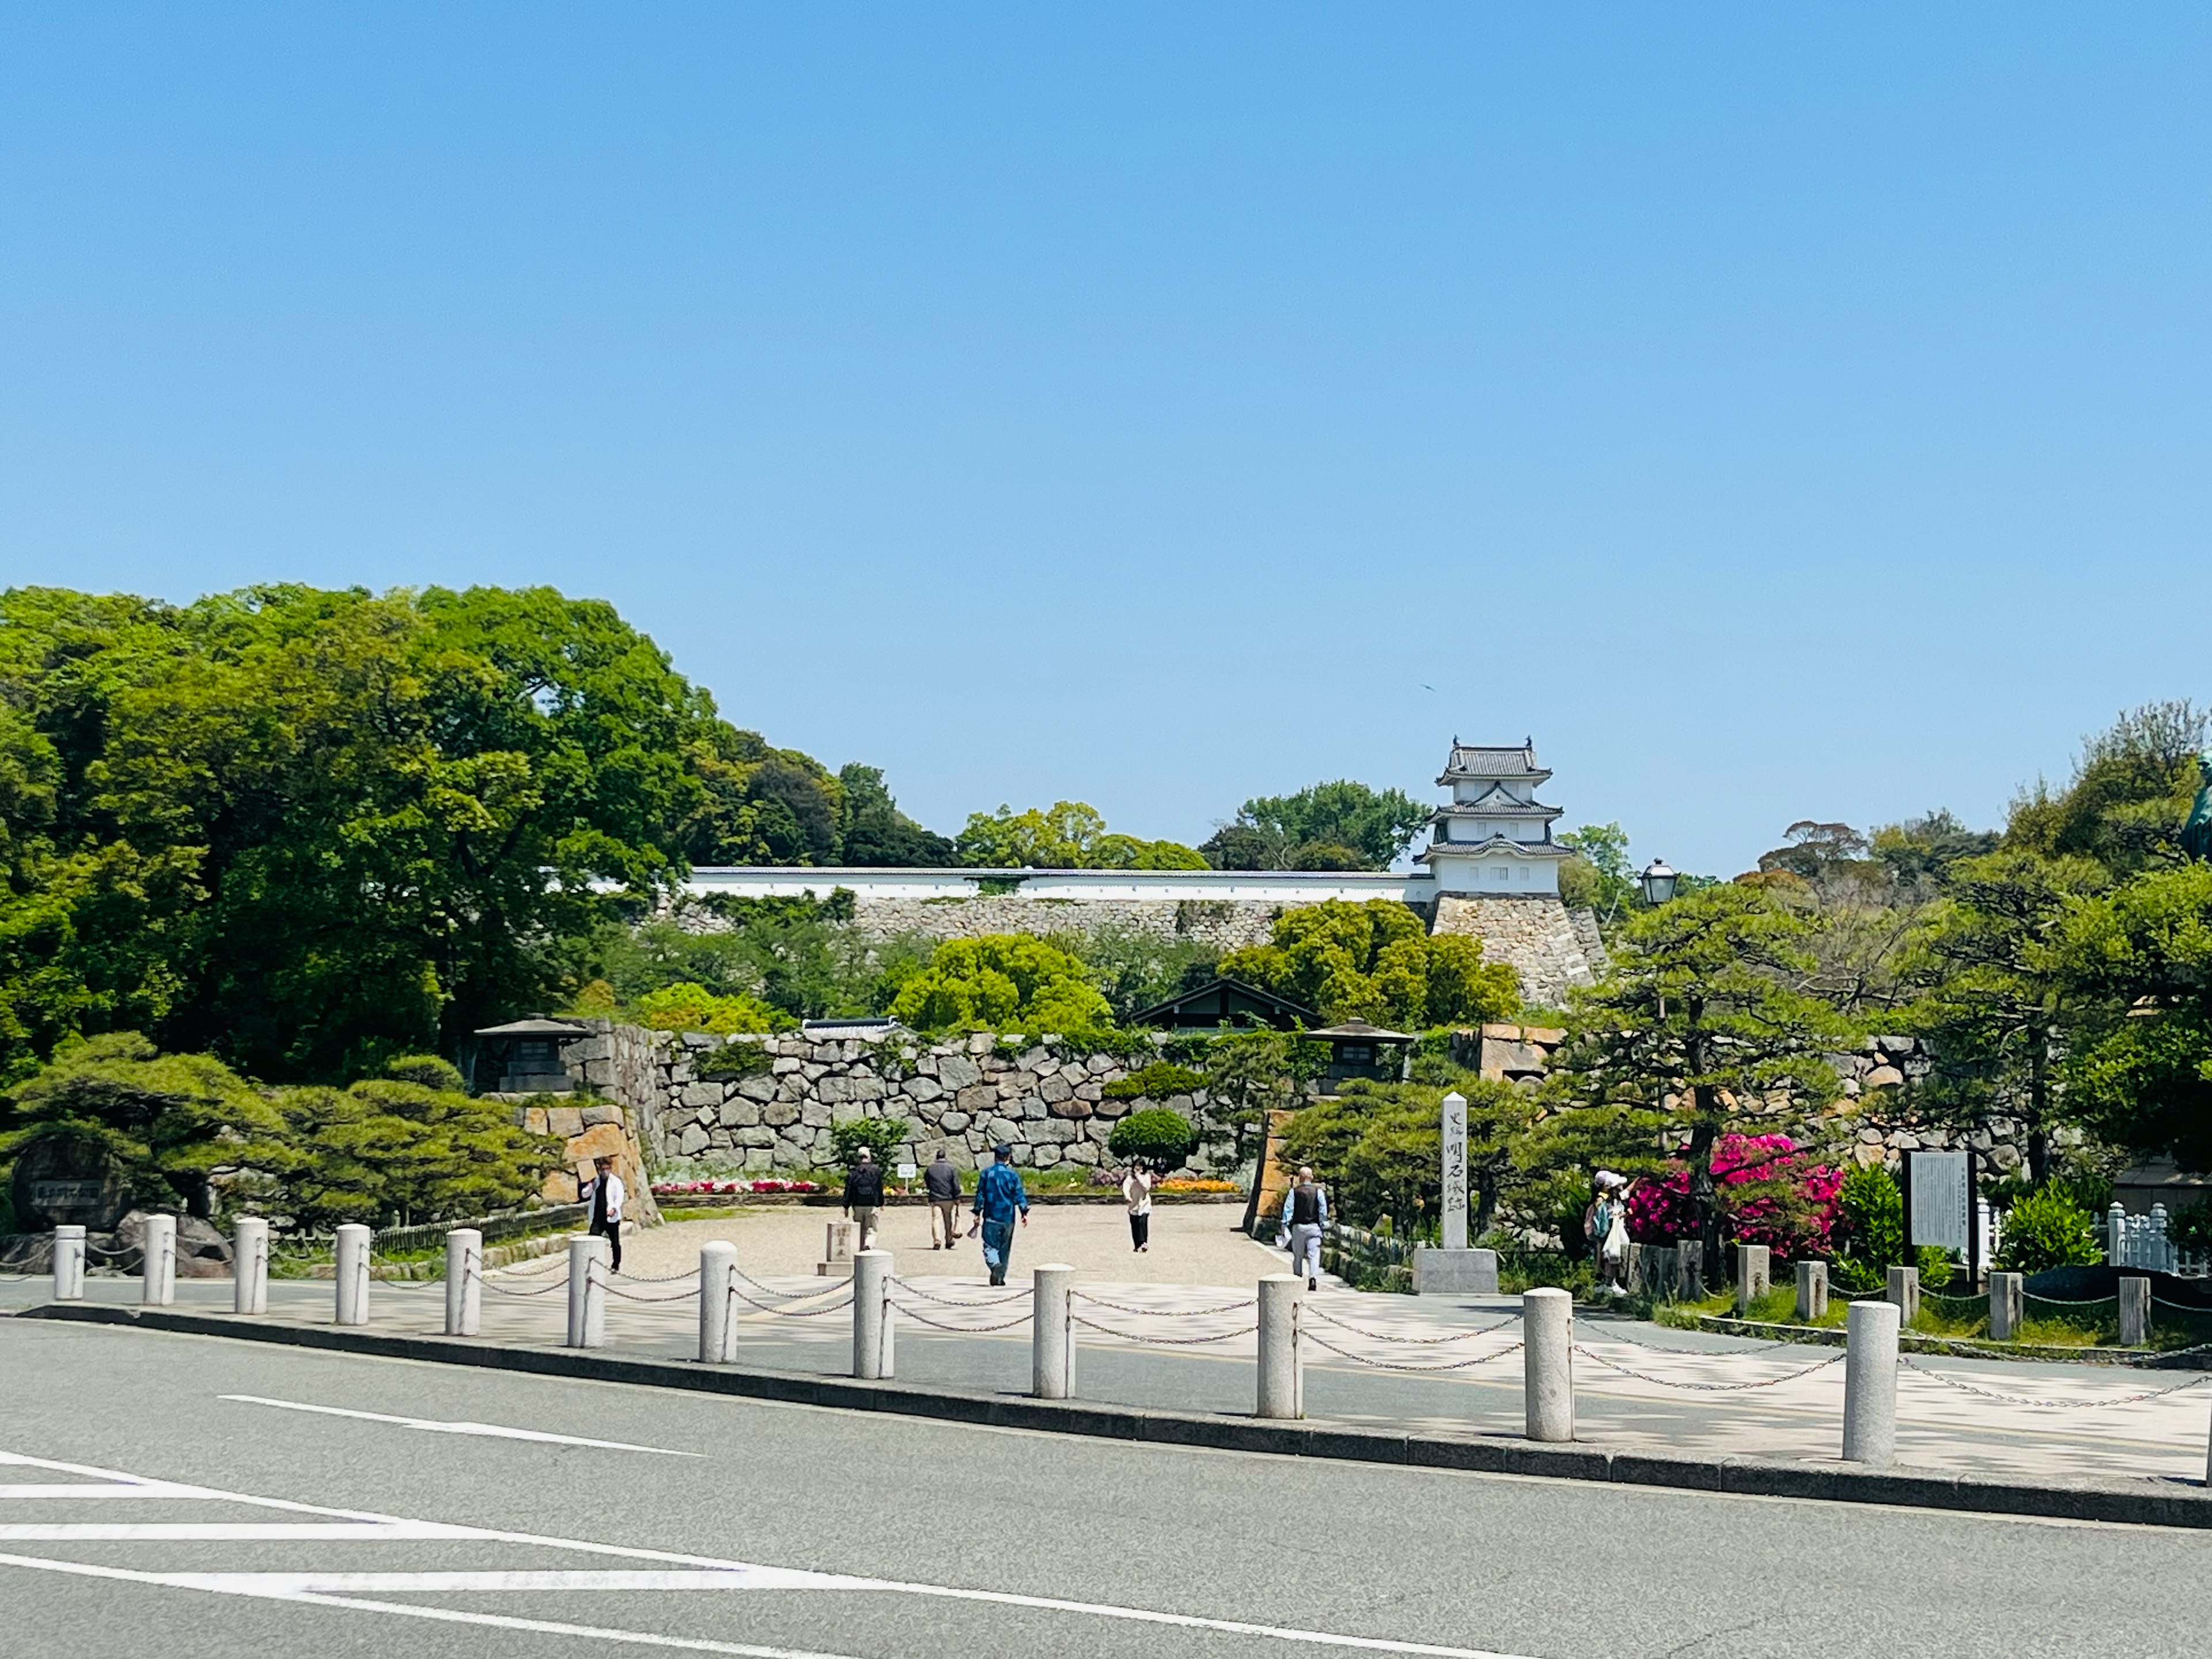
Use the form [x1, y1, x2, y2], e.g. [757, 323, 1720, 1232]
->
[845, 895, 1285, 952]
[1429, 896, 1601, 1008]
[552, 1020, 1218, 1178]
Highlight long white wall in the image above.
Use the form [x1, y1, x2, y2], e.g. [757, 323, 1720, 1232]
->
[684, 866, 1438, 906]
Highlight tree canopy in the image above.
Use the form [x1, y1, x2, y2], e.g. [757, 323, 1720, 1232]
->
[885, 934, 1115, 1033]
[1202, 780, 1428, 872]
[1219, 898, 1520, 1029]
[953, 801, 1206, 870]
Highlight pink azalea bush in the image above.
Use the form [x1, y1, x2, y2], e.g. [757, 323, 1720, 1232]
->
[1624, 1133, 1843, 1260]
[652, 1178, 824, 1196]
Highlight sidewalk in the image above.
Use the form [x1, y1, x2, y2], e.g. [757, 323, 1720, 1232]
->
[10, 1256, 2209, 1490]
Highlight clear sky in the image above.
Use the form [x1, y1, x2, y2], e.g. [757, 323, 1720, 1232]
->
[3, 6, 2206, 876]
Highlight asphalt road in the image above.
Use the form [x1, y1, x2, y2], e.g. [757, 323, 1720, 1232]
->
[2, 1317, 2205, 1659]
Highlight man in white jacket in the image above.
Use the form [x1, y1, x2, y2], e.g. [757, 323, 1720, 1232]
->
[583, 1154, 625, 1274]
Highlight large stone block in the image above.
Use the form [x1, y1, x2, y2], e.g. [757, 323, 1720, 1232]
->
[581, 1104, 622, 1127]
[800, 1100, 832, 1128]
[547, 1106, 585, 1138]
[939, 1111, 971, 1132]
[940, 1055, 983, 1089]
[955, 1084, 996, 1116]
[1048, 1095, 1093, 1120]
[905, 1076, 944, 1103]
[986, 1115, 1021, 1143]
[680, 1081, 721, 1109]
[738, 1127, 777, 1148]
[738, 1074, 780, 1104]
[762, 1101, 800, 1128]
[678, 1123, 709, 1156]
[1039, 1074, 1073, 1104]
[721, 1100, 761, 1129]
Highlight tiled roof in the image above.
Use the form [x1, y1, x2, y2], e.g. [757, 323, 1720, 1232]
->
[1440, 737, 1549, 779]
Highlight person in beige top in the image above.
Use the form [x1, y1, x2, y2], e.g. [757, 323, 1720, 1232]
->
[1121, 1165, 1154, 1253]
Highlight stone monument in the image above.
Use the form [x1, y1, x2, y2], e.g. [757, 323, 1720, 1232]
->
[1414, 1090, 1499, 1294]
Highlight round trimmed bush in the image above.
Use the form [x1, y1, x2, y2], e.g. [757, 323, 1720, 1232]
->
[1108, 1108, 1196, 1171]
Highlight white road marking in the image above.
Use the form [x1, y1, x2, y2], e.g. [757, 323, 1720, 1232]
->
[0, 1522, 475, 1540]
[218, 1394, 702, 1456]
[0, 1483, 214, 1499]
[0, 1447, 1546, 1658]
[149, 1569, 838, 1592]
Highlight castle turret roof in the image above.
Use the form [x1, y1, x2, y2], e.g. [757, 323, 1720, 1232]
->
[1438, 737, 1551, 785]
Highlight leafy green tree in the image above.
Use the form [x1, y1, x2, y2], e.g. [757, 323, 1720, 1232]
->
[2047, 861, 2212, 1172]
[828, 1115, 911, 1171]
[1067, 924, 1219, 1024]
[1993, 1184, 2103, 1273]
[887, 935, 1113, 1033]
[1286, 1066, 1538, 1237]
[633, 981, 796, 1035]
[1219, 899, 1520, 1028]
[1899, 850, 2107, 1182]
[1556, 823, 1637, 926]
[836, 764, 956, 866]
[2006, 699, 2205, 877]
[1204, 780, 1428, 872]
[0, 1032, 293, 1218]
[1542, 883, 1858, 1275]
[955, 801, 1205, 870]
[278, 1063, 563, 1229]
[1200, 1029, 1322, 1172]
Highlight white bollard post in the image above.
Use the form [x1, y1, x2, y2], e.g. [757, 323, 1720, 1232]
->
[1523, 1287, 1574, 1442]
[1988, 1270, 2023, 1341]
[52, 1225, 86, 1301]
[1736, 1244, 1771, 1313]
[1885, 1264, 1919, 1325]
[851, 1249, 895, 1380]
[567, 1234, 609, 1349]
[2119, 1275, 2150, 1347]
[1256, 1274, 1303, 1419]
[1842, 1298, 1900, 1467]
[1032, 1264, 1075, 1400]
[445, 1229, 482, 1337]
[1795, 1259, 1828, 1323]
[233, 1217, 268, 1315]
[141, 1214, 176, 1306]
[699, 1241, 738, 1363]
[334, 1223, 370, 1325]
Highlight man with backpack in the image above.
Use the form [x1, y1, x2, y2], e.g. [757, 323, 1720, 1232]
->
[1277, 1166, 1328, 1291]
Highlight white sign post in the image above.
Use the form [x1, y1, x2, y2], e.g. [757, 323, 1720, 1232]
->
[1440, 1090, 1469, 1253]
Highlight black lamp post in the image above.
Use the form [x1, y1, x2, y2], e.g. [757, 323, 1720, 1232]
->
[1639, 858, 1679, 907]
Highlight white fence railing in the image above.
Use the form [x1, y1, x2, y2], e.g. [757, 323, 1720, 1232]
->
[2102, 1202, 2212, 1275]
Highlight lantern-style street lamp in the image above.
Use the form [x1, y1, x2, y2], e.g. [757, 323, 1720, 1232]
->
[1639, 858, 1679, 907]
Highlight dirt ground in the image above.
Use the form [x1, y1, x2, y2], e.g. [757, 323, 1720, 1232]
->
[619, 1199, 1292, 1285]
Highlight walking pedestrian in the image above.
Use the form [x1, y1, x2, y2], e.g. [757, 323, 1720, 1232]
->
[1277, 1166, 1327, 1291]
[582, 1154, 624, 1275]
[1122, 1164, 1154, 1253]
[843, 1146, 885, 1253]
[971, 1143, 1029, 1287]
[924, 1148, 964, 1250]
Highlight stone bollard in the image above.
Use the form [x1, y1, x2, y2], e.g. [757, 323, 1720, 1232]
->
[233, 1217, 268, 1316]
[1256, 1274, 1303, 1419]
[1796, 1259, 1828, 1323]
[566, 1234, 609, 1349]
[1032, 1264, 1075, 1400]
[1736, 1244, 1771, 1313]
[1842, 1298, 1900, 1467]
[444, 1229, 482, 1337]
[699, 1241, 738, 1363]
[1523, 1287, 1574, 1443]
[851, 1249, 895, 1380]
[1988, 1271, 2024, 1342]
[52, 1225, 86, 1302]
[334, 1223, 371, 1325]
[2119, 1275, 2151, 1347]
[1885, 1264, 1919, 1325]
[141, 1214, 177, 1306]
[1675, 1240, 1706, 1301]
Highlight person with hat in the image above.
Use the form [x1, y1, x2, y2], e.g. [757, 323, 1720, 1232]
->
[842, 1146, 887, 1254]
[970, 1143, 1029, 1287]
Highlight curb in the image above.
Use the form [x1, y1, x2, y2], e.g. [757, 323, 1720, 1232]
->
[19, 1301, 2212, 1530]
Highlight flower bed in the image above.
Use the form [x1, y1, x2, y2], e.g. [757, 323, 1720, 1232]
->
[1157, 1177, 1239, 1194]
[652, 1178, 825, 1197]
[1626, 1133, 1843, 1260]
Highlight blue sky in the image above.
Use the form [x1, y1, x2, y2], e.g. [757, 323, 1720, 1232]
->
[2, 6, 2207, 874]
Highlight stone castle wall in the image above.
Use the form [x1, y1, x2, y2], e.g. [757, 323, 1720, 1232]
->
[1429, 896, 1602, 1008]
[553, 1021, 1218, 1179]
[844, 895, 1286, 952]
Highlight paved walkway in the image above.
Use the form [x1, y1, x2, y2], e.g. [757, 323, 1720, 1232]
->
[10, 1235, 2210, 1490]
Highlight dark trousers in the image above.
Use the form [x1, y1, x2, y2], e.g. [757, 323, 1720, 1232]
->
[1128, 1213, 1150, 1250]
[592, 1219, 622, 1274]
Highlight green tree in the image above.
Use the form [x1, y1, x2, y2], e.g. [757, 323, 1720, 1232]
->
[887, 935, 1113, 1033]
[1068, 924, 1220, 1024]
[1285, 1066, 1538, 1237]
[1200, 1028, 1322, 1173]
[836, 764, 956, 866]
[1204, 780, 1427, 871]
[1542, 883, 1858, 1277]
[633, 981, 796, 1035]
[0, 1032, 294, 1219]
[955, 802, 1205, 870]
[1556, 823, 1637, 927]
[1219, 899, 1520, 1028]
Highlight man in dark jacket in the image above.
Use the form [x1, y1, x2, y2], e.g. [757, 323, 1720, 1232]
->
[923, 1149, 963, 1250]
[843, 1147, 886, 1252]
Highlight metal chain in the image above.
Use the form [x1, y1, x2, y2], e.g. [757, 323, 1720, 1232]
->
[725, 1281, 854, 1319]
[887, 1297, 1034, 1334]
[600, 1281, 701, 1304]
[1071, 1315, 1259, 1346]
[1573, 1343, 1847, 1392]
[480, 1273, 573, 1298]
[1072, 1291, 1256, 1317]
[1587, 1324, 1800, 1357]
[1302, 1331, 1525, 1373]
[730, 1265, 834, 1302]
[612, 1267, 702, 1285]
[2020, 1292, 2118, 1308]
[1302, 1305, 1519, 1345]
[1897, 1356, 2212, 1408]
[889, 1278, 1033, 1309]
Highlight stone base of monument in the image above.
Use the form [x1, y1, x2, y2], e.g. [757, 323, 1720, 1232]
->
[1412, 1246, 1499, 1295]
[817, 1218, 858, 1279]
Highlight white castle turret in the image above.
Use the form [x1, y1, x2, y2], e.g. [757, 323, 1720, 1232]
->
[1414, 737, 1570, 896]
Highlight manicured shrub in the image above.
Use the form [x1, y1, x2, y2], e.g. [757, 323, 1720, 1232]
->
[1102, 1062, 1205, 1102]
[1108, 1108, 1196, 1171]
[1624, 1134, 1845, 1259]
[828, 1116, 910, 1172]
[1996, 1184, 2103, 1272]
[635, 982, 794, 1035]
